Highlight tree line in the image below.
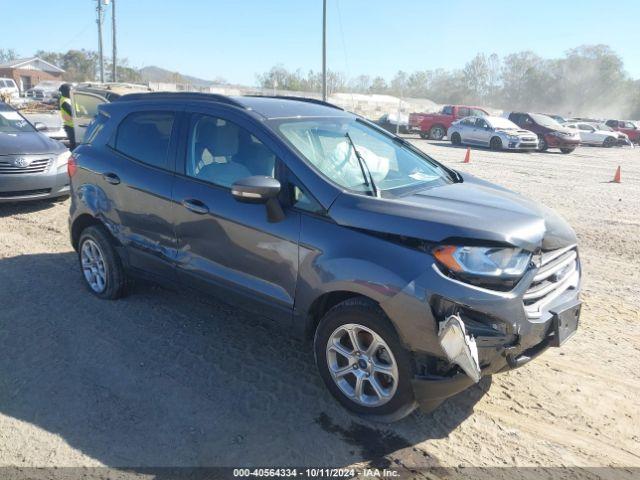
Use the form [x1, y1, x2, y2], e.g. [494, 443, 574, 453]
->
[3, 44, 639, 118]
[256, 45, 640, 119]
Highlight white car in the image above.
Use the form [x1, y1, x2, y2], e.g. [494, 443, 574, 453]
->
[447, 115, 538, 150]
[563, 121, 630, 147]
[0, 77, 20, 101]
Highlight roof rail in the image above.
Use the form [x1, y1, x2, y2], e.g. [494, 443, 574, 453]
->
[245, 95, 344, 111]
[115, 91, 246, 109]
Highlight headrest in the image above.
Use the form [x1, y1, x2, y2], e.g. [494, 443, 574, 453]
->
[213, 122, 239, 156]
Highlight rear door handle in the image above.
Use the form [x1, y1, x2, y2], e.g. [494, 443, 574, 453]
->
[102, 172, 120, 185]
[182, 198, 209, 215]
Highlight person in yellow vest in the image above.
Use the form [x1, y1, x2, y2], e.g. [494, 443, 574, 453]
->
[58, 83, 75, 148]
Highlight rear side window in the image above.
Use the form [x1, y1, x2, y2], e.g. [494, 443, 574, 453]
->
[470, 108, 485, 117]
[442, 106, 453, 115]
[457, 107, 470, 118]
[114, 111, 175, 169]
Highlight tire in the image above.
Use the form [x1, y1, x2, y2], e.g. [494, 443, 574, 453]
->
[537, 135, 548, 151]
[314, 298, 416, 422]
[560, 148, 575, 154]
[429, 125, 446, 140]
[490, 136, 503, 151]
[451, 132, 462, 146]
[78, 225, 127, 299]
[603, 136, 616, 148]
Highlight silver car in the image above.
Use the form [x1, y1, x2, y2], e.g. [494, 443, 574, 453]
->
[0, 102, 70, 203]
[448, 115, 539, 151]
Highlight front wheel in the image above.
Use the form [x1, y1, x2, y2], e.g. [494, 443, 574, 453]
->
[490, 136, 503, 151]
[314, 298, 416, 422]
[451, 132, 462, 146]
[560, 148, 575, 154]
[603, 136, 616, 148]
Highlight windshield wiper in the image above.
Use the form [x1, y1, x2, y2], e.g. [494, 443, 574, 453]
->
[345, 132, 379, 198]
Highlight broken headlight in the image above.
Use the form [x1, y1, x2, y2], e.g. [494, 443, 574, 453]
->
[433, 245, 532, 290]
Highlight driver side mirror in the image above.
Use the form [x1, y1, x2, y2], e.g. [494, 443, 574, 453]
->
[34, 122, 47, 132]
[231, 176, 284, 223]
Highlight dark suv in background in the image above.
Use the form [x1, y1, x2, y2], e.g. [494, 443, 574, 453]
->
[69, 93, 581, 421]
[508, 112, 581, 153]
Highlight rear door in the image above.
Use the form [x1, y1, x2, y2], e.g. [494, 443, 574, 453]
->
[100, 106, 182, 279]
[172, 105, 300, 322]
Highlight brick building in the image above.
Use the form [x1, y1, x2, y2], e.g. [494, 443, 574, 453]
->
[0, 57, 65, 93]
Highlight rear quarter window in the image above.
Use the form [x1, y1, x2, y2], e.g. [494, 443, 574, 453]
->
[114, 111, 175, 169]
[82, 111, 109, 145]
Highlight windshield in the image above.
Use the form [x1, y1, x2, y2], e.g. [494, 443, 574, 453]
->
[488, 117, 519, 130]
[529, 113, 562, 128]
[277, 118, 452, 195]
[0, 108, 34, 133]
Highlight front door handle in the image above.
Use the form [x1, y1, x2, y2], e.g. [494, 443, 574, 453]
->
[102, 172, 120, 185]
[182, 198, 209, 215]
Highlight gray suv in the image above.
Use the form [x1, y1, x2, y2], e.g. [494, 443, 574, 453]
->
[68, 93, 581, 421]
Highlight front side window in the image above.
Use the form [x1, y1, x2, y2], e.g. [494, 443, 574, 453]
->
[475, 118, 489, 129]
[114, 111, 175, 169]
[277, 118, 452, 196]
[186, 114, 276, 188]
[470, 108, 486, 117]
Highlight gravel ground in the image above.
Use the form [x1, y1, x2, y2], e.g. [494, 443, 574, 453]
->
[0, 140, 638, 475]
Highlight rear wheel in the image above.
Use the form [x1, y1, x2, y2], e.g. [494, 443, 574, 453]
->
[560, 148, 575, 154]
[603, 136, 616, 148]
[78, 226, 127, 299]
[490, 136, 503, 151]
[429, 125, 446, 140]
[314, 298, 416, 422]
[451, 132, 462, 146]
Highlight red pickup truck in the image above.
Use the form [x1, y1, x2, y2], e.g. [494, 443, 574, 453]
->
[409, 105, 489, 140]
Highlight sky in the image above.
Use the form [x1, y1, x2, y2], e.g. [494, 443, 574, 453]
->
[2, 0, 640, 85]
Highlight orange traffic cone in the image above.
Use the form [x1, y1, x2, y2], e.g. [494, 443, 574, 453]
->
[463, 147, 471, 163]
[612, 166, 621, 183]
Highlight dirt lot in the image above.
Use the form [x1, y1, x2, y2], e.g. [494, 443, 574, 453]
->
[0, 141, 638, 475]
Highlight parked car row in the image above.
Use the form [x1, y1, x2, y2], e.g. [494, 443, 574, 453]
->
[409, 103, 639, 153]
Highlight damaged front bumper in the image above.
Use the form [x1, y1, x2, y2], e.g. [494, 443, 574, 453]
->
[383, 246, 582, 413]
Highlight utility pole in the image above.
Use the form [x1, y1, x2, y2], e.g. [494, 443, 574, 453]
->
[111, 0, 117, 82]
[96, 0, 105, 82]
[322, 0, 327, 101]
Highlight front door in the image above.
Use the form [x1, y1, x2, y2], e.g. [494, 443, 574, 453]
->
[172, 107, 300, 323]
[472, 117, 491, 146]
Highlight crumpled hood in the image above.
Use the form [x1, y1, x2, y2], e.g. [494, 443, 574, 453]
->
[329, 173, 577, 252]
[0, 131, 65, 155]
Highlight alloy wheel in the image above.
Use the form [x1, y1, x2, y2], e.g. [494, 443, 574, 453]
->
[81, 239, 108, 293]
[325, 323, 399, 407]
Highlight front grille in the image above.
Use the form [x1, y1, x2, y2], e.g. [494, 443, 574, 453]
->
[0, 188, 51, 198]
[0, 157, 52, 175]
[524, 246, 579, 319]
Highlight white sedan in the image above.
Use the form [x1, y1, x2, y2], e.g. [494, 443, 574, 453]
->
[447, 116, 539, 150]
[563, 122, 630, 147]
